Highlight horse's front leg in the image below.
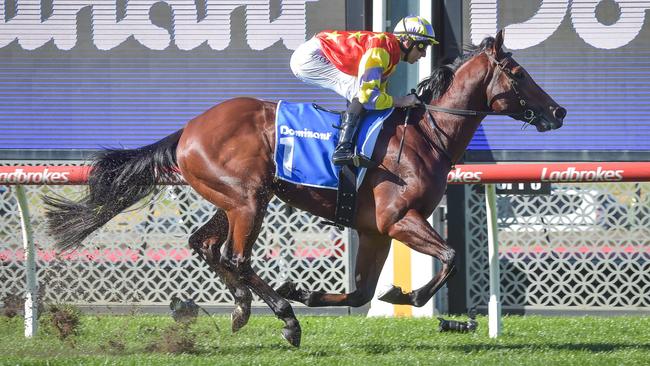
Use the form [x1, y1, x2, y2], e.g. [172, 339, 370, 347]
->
[377, 209, 456, 307]
[277, 231, 391, 307]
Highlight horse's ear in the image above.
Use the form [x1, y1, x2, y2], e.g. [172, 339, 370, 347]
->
[491, 29, 505, 56]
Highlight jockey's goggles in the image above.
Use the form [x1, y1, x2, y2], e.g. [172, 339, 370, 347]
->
[401, 34, 438, 51]
[414, 41, 431, 51]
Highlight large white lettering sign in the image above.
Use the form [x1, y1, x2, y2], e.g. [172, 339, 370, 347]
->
[470, 0, 650, 49]
[0, 0, 317, 50]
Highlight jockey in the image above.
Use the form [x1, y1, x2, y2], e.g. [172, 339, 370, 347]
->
[290, 15, 438, 166]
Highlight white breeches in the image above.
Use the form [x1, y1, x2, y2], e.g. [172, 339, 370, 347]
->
[290, 37, 360, 102]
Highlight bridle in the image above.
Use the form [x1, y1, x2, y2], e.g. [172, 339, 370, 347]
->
[423, 51, 542, 126]
[414, 50, 543, 165]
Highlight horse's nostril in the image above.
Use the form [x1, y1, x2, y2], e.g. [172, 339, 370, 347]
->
[553, 107, 567, 120]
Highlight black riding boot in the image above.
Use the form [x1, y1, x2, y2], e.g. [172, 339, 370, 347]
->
[332, 111, 361, 166]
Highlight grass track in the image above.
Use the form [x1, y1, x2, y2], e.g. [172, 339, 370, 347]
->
[1, 314, 649, 365]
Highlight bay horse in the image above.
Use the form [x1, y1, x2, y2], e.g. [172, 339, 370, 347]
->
[44, 30, 565, 347]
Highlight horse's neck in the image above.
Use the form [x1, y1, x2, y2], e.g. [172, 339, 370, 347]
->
[429, 60, 491, 162]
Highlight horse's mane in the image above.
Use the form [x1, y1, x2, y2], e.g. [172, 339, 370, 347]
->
[416, 36, 496, 104]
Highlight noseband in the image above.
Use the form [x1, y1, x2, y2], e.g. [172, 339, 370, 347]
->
[423, 52, 541, 125]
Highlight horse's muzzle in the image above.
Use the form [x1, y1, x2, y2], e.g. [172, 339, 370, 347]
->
[536, 106, 566, 132]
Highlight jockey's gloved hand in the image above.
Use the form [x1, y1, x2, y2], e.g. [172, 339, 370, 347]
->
[411, 88, 427, 105]
[393, 94, 421, 108]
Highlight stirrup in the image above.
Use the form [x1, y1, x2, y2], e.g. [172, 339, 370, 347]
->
[332, 145, 354, 166]
[333, 154, 354, 166]
[352, 155, 377, 168]
[333, 153, 377, 168]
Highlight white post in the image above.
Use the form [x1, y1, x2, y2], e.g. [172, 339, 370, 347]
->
[372, 0, 386, 32]
[419, 0, 433, 84]
[16, 185, 38, 338]
[485, 184, 501, 338]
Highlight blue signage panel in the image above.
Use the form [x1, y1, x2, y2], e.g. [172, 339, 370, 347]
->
[463, 1, 650, 155]
[0, 1, 346, 153]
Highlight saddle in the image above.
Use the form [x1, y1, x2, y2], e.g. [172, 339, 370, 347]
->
[274, 101, 393, 227]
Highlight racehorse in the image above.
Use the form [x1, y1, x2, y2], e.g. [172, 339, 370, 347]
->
[44, 30, 565, 347]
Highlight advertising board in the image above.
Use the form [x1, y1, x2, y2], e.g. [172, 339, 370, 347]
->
[0, 0, 346, 158]
[463, 1, 650, 161]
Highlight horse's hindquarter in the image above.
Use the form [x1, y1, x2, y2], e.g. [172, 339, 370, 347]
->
[176, 97, 277, 209]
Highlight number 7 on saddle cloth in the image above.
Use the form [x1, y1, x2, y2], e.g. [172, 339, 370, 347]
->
[274, 101, 393, 190]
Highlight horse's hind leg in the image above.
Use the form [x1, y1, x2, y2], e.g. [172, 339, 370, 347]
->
[378, 210, 456, 307]
[222, 200, 302, 347]
[277, 231, 391, 307]
[188, 209, 252, 332]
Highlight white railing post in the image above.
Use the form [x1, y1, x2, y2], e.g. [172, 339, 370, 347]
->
[16, 185, 38, 338]
[372, 0, 386, 32]
[485, 184, 501, 338]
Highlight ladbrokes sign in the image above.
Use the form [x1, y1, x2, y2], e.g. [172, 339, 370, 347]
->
[540, 166, 624, 182]
[447, 167, 483, 183]
[2, 163, 645, 185]
[445, 164, 635, 184]
[0, 168, 72, 184]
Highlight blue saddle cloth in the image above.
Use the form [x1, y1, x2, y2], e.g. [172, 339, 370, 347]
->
[274, 101, 393, 189]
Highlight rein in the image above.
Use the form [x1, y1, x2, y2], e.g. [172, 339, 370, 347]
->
[423, 104, 522, 117]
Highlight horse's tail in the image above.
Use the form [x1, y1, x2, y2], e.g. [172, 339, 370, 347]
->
[43, 129, 184, 251]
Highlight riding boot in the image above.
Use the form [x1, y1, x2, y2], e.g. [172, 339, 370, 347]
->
[332, 112, 361, 166]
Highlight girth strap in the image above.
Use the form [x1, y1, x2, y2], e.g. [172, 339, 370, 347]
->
[334, 165, 357, 227]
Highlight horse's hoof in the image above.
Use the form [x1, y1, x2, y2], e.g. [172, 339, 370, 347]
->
[281, 322, 302, 347]
[231, 304, 251, 333]
[377, 284, 411, 305]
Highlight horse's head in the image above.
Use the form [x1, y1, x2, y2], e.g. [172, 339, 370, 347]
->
[484, 30, 566, 132]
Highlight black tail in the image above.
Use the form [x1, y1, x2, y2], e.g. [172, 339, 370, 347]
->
[43, 129, 184, 251]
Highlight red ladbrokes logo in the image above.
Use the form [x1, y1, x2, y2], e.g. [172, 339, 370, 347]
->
[447, 167, 482, 183]
[541, 166, 624, 182]
[0, 168, 70, 184]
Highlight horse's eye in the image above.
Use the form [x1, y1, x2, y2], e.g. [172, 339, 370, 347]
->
[513, 71, 524, 80]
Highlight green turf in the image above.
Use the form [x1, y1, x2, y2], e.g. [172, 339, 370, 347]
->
[1, 314, 649, 365]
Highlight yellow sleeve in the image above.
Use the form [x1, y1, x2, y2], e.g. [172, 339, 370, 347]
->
[356, 47, 394, 110]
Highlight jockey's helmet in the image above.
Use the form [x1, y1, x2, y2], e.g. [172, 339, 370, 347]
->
[393, 15, 438, 51]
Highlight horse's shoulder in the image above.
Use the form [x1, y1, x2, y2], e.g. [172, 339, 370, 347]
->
[371, 107, 438, 163]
